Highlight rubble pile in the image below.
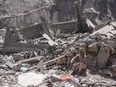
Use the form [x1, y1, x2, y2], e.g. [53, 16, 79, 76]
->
[0, 0, 116, 87]
[0, 21, 116, 87]
[49, 0, 116, 24]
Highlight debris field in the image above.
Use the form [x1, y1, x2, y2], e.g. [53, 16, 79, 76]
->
[0, 0, 116, 87]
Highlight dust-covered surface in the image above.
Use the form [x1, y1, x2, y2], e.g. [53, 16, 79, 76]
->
[0, 0, 116, 23]
[49, 0, 116, 24]
[0, 0, 50, 16]
[0, 0, 116, 87]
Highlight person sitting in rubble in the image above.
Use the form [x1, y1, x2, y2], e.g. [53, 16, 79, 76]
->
[71, 47, 87, 75]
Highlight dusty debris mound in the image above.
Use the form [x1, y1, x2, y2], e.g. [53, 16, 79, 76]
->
[0, 0, 116, 87]
[0, 0, 50, 16]
[50, 0, 116, 24]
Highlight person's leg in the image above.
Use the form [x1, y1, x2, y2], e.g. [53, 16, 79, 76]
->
[79, 62, 87, 72]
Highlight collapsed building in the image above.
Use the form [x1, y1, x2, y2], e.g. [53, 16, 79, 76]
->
[0, 0, 116, 87]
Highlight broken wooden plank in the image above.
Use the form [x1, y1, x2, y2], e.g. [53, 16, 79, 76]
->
[15, 56, 43, 66]
[44, 55, 65, 65]
[29, 55, 65, 70]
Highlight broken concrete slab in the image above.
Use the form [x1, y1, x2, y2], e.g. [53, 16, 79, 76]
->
[19, 23, 43, 39]
[2, 55, 14, 63]
[51, 74, 62, 82]
[5, 61, 15, 69]
[2, 43, 50, 53]
[91, 25, 114, 36]
[103, 69, 111, 76]
[106, 33, 114, 38]
[109, 30, 116, 35]
[42, 33, 58, 46]
[111, 22, 116, 28]
[52, 20, 77, 33]
[37, 59, 44, 73]
[18, 72, 46, 87]
[86, 18, 95, 29]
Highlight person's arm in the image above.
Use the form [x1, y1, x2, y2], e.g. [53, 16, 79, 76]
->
[83, 55, 87, 63]
[71, 54, 79, 64]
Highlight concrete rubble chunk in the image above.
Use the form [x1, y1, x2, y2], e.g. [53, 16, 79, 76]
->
[55, 29, 61, 38]
[13, 53, 23, 62]
[112, 65, 116, 72]
[82, 84, 88, 87]
[88, 42, 99, 53]
[37, 59, 44, 73]
[91, 33, 103, 41]
[111, 22, 116, 27]
[91, 25, 114, 36]
[109, 30, 116, 35]
[42, 33, 58, 46]
[18, 72, 46, 87]
[107, 41, 116, 49]
[103, 69, 111, 76]
[64, 82, 75, 87]
[109, 57, 116, 65]
[5, 61, 15, 69]
[86, 18, 95, 29]
[51, 74, 62, 82]
[97, 44, 110, 68]
[20, 67, 28, 72]
[3, 55, 14, 63]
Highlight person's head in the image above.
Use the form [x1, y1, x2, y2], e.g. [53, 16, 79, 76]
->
[79, 47, 86, 57]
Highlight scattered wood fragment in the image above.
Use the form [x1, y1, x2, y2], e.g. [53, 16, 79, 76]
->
[15, 56, 43, 66]
[29, 55, 65, 70]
